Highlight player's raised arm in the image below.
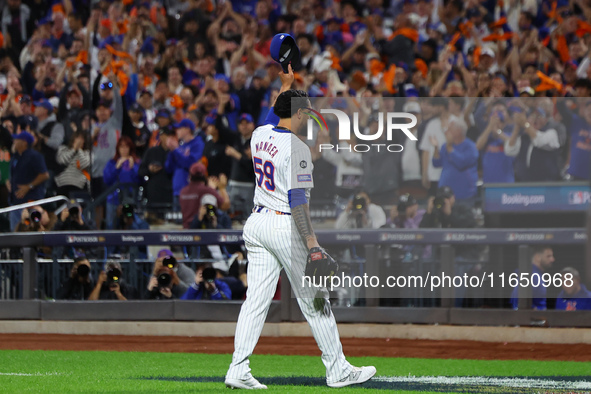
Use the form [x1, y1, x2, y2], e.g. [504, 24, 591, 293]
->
[265, 64, 295, 126]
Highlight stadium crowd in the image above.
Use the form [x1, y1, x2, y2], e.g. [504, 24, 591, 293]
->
[1, 0, 591, 229]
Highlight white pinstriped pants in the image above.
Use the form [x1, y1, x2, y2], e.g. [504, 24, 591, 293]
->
[226, 212, 352, 384]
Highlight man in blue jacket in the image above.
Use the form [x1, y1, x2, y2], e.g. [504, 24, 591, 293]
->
[556, 267, 591, 310]
[181, 266, 232, 300]
[510, 246, 555, 310]
[9, 131, 49, 231]
[431, 115, 478, 201]
[165, 119, 204, 210]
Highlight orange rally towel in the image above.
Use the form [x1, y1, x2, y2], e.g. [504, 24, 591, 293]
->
[535, 70, 563, 92]
[482, 32, 514, 42]
[105, 44, 134, 60]
[458, 21, 473, 38]
[447, 32, 461, 51]
[556, 35, 570, 63]
[576, 20, 591, 37]
[369, 58, 385, 76]
[489, 17, 507, 29]
[382, 64, 397, 94]
[170, 95, 184, 109]
[415, 59, 427, 77]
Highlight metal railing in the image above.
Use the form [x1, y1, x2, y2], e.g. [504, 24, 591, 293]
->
[0, 228, 588, 327]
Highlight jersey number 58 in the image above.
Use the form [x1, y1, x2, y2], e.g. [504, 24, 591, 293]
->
[253, 157, 276, 191]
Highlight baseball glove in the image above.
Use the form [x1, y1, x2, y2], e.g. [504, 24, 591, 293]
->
[305, 247, 339, 281]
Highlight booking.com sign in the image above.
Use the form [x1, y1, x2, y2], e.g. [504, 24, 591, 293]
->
[305, 108, 417, 153]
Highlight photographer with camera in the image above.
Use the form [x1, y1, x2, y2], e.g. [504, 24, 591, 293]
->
[154, 249, 194, 284]
[419, 186, 476, 229]
[190, 194, 232, 230]
[145, 266, 181, 300]
[335, 191, 386, 229]
[56, 257, 94, 300]
[15, 205, 56, 232]
[384, 194, 425, 229]
[147, 252, 192, 298]
[88, 261, 138, 300]
[180, 162, 230, 229]
[53, 200, 94, 231]
[106, 203, 150, 258]
[181, 266, 232, 300]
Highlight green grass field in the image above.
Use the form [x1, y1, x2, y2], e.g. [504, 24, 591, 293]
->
[1, 350, 590, 393]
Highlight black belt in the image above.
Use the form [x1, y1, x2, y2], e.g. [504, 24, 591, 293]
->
[253, 205, 291, 216]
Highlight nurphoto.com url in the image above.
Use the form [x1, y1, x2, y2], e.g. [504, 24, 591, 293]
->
[301, 272, 573, 292]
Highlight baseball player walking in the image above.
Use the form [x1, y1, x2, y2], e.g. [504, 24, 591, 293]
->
[225, 65, 376, 389]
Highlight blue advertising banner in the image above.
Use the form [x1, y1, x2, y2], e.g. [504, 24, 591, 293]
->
[484, 183, 591, 213]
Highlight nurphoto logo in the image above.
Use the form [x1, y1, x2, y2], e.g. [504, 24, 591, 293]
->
[305, 107, 417, 153]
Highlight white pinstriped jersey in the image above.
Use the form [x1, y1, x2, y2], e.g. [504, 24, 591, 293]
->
[250, 124, 314, 213]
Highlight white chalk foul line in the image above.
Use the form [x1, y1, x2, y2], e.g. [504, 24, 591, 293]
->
[373, 375, 591, 390]
[0, 372, 60, 376]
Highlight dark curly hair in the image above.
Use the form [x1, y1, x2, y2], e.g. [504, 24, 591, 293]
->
[274, 89, 310, 119]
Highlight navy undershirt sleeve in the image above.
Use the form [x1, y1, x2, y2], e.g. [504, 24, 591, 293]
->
[288, 188, 308, 208]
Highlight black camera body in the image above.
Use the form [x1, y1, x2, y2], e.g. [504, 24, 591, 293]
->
[122, 204, 134, 218]
[29, 210, 42, 223]
[352, 196, 367, 213]
[162, 256, 177, 270]
[431, 196, 448, 227]
[205, 204, 217, 219]
[68, 206, 79, 217]
[157, 272, 172, 288]
[202, 267, 217, 284]
[76, 264, 90, 278]
[106, 268, 122, 286]
[433, 196, 445, 211]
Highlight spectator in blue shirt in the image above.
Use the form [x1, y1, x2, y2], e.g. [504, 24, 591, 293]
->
[181, 266, 232, 300]
[556, 98, 591, 180]
[165, 119, 204, 209]
[476, 103, 519, 183]
[431, 116, 478, 201]
[103, 136, 140, 230]
[9, 131, 49, 231]
[510, 246, 555, 310]
[556, 267, 591, 311]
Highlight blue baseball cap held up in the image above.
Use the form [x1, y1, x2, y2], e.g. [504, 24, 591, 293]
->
[270, 33, 300, 73]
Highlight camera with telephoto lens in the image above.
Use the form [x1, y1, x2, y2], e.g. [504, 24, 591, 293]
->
[202, 267, 217, 284]
[162, 256, 177, 270]
[106, 267, 122, 286]
[157, 271, 172, 288]
[29, 210, 42, 223]
[122, 204, 134, 218]
[76, 264, 90, 278]
[352, 196, 367, 212]
[68, 206, 79, 217]
[431, 196, 447, 226]
[205, 204, 217, 218]
[201, 204, 218, 228]
[351, 195, 368, 228]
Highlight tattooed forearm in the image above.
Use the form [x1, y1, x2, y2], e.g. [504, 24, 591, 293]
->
[292, 203, 315, 243]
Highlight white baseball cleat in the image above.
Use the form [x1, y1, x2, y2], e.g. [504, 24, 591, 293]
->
[225, 376, 268, 390]
[327, 366, 377, 388]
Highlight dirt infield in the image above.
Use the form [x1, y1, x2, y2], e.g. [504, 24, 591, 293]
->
[0, 334, 589, 361]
